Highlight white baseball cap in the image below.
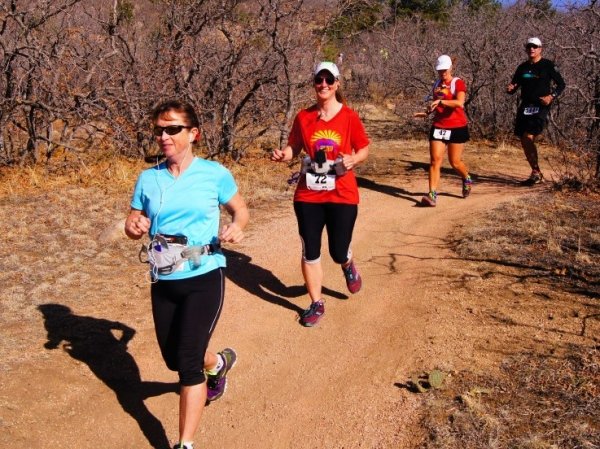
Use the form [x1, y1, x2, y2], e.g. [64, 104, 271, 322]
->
[314, 61, 340, 79]
[526, 37, 542, 47]
[435, 55, 452, 71]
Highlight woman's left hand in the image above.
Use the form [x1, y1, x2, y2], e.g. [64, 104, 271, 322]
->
[343, 146, 369, 169]
[220, 222, 244, 243]
[539, 95, 553, 106]
[342, 154, 357, 170]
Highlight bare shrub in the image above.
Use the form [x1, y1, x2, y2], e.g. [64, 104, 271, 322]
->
[0, 0, 87, 164]
[1, 0, 597, 187]
[337, 1, 599, 187]
[0, 0, 325, 165]
[539, 2, 600, 186]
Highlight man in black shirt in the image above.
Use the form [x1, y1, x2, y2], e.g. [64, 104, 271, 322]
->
[507, 37, 566, 185]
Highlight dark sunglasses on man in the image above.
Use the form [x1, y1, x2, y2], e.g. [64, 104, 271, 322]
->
[525, 44, 540, 50]
[153, 125, 192, 136]
[314, 75, 336, 86]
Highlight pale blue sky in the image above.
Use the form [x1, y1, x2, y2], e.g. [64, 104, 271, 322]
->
[500, 0, 590, 9]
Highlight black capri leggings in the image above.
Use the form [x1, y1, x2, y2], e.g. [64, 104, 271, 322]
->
[294, 201, 358, 264]
[150, 268, 224, 386]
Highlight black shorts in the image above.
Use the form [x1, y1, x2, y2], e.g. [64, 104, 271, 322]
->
[514, 105, 549, 136]
[293, 201, 357, 264]
[428, 125, 470, 143]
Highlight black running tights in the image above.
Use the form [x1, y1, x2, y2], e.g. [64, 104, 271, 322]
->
[150, 268, 224, 386]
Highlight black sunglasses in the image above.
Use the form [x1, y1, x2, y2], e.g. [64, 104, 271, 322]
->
[314, 75, 336, 86]
[153, 125, 191, 136]
[525, 44, 540, 49]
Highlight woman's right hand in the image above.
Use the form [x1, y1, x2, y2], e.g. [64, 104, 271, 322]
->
[271, 146, 293, 162]
[124, 210, 150, 239]
[428, 99, 442, 113]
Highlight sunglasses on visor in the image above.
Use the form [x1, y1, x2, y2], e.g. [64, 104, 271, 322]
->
[153, 125, 192, 136]
[314, 75, 336, 85]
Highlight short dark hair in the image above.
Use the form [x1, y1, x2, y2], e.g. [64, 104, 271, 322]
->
[151, 100, 200, 128]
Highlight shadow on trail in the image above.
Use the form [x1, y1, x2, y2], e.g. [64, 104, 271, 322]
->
[358, 160, 526, 204]
[223, 248, 348, 314]
[403, 160, 524, 186]
[357, 176, 421, 204]
[393, 381, 420, 393]
[373, 248, 599, 302]
[357, 176, 461, 205]
[38, 304, 176, 449]
[485, 294, 600, 340]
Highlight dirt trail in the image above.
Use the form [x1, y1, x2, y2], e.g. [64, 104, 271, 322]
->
[213, 173, 516, 449]
[1, 140, 584, 449]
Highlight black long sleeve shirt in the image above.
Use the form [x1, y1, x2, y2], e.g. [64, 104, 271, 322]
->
[509, 58, 566, 106]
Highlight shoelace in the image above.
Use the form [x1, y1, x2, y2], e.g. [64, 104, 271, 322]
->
[343, 265, 356, 281]
[207, 364, 224, 385]
[304, 301, 323, 317]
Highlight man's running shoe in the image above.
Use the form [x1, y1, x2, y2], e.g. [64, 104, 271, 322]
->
[342, 260, 362, 294]
[300, 300, 325, 327]
[421, 191, 437, 207]
[522, 170, 544, 186]
[206, 348, 237, 402]
[462, 176, 473, 198]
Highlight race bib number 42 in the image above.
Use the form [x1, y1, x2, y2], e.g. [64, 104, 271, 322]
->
[433, 128, 452, 141]
[306, 172, 336, 191]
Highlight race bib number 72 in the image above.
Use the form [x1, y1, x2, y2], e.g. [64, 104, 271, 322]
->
[306, 172, 336, 191]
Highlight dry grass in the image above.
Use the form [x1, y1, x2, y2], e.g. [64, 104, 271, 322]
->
[0, 148, 293, 208]
[417, 348, 599, 449]
[0, 157, 145, 197]
[224, 150, 297, 207]
[453, 191, 600, 297]
[420, 188, 600, 449]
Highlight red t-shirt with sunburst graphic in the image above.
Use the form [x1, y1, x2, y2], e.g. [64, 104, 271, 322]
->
[288, 104, 370, 204]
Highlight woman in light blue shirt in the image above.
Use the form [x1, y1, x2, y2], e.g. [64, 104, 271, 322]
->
[124, 100, 249, 449]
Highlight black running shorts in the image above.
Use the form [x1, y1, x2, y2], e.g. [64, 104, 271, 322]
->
[428, 125, 470, 143]
[514, 105, 549, 136]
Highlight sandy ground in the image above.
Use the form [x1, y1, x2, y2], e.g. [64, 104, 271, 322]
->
[0, 139, 596, 449]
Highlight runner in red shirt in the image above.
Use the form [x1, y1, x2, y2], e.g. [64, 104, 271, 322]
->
[272, 61, 370, 327]
[420, 55, 472, 207]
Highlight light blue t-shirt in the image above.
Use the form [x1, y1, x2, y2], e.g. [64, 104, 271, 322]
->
[130, 157, 238, 280]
